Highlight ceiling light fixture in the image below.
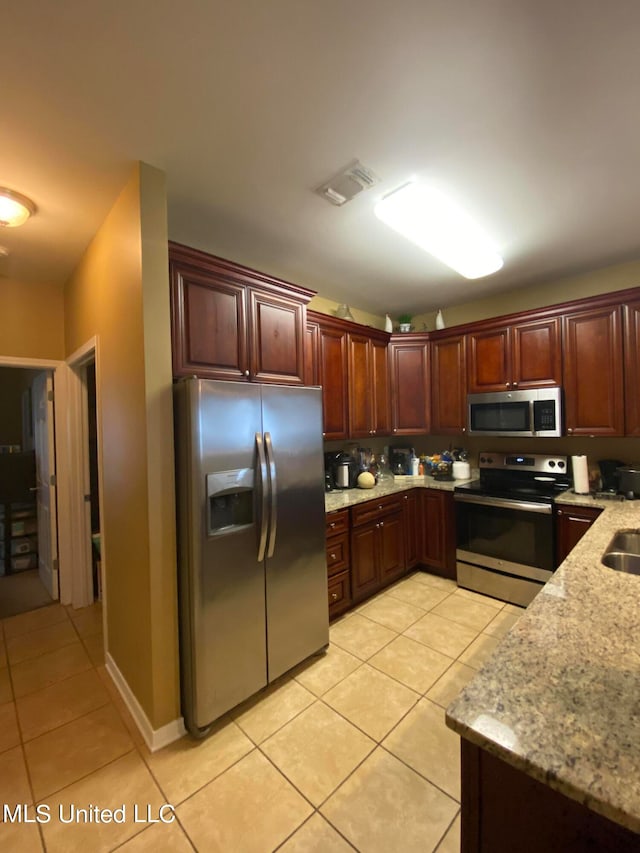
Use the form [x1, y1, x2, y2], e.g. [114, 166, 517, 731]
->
[374, 180, 503, 279]
[0, 187, 36, 227]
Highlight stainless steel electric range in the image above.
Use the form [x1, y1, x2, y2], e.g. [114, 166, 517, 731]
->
[454, 452, 571, 606]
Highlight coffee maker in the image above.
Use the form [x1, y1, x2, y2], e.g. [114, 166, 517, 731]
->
[598, 459, 624, 493]
[324, 451, 358, 490]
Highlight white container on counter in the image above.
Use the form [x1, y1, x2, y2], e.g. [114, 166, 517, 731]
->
[452, 460, 471, 480]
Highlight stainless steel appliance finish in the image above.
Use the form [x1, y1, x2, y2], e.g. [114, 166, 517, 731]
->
[617, 465, 640, 499]
[454, 452, 570, 606]
[467, 387, 562, 437]
[174, 378, 328, 736]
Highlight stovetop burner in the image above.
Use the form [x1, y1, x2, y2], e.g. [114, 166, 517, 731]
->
[454, 451, 571, 504]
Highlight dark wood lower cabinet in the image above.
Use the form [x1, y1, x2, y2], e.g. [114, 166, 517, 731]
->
[350, 494, 406, 603]
[418, 489, 457, 579]
[555, 504, 603, 568]
[460, 739, 638, 853]
[402, 491, 419, 569]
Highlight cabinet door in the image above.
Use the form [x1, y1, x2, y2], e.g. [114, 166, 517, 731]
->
[402, 491, 419, 569]
[304, 321, 320, 386]
[555, 505, 602, 567]
[431, 334, 467, 434]
[379, 511, 406, 584]
[563, 306, 624, 436]
[467, 327, 510, 393]
[318, 324, 349, 440]
[348, 332, 373, 438]
[249, 289, 305, 384]
[623, 301, 640, 436]
[512, 317, 562, 389]
[171, 265, 249, 381]
[389, 338, 430, 435]
[419, 490, 456, 578]
[351, 522, 379, 602]
[371, 338, 391, 436]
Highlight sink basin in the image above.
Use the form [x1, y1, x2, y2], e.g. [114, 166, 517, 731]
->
[606, 530, 640, 554]
[601, 552, 640, 575]
[601, 529, 640, 575]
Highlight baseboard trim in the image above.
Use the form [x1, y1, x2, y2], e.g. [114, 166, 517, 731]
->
[105, 652, 185, 752]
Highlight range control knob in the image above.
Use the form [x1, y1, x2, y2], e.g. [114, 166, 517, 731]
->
[557, 460, 565, 469]
[487, 457, 493, 464]
[549, 460, 556, 468]
[480, 456, 486, 464]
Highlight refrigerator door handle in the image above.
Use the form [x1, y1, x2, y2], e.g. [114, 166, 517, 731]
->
[264, 431, 278, 557]
[255, 432, 269, 562]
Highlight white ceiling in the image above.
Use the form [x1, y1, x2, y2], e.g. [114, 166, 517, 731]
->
[2, 1, 640, 316]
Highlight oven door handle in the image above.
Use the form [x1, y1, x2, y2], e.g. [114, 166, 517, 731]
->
[454, 493, 552, 515]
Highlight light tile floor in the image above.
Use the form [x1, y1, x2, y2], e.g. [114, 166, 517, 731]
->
[0, 574, 523, 852]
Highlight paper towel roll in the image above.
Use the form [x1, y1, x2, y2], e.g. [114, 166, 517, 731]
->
[572, 455, 589, 494]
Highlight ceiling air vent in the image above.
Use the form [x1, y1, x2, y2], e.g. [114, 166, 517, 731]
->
[315, 160, 380, 206]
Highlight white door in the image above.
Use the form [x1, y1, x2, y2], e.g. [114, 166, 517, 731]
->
[32, 372, 59, 598]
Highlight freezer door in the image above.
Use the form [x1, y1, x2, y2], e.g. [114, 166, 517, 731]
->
[261, 385, 329, 680]
[175, 379, 268, 733]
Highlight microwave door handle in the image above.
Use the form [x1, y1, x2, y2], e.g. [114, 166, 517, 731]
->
[265, 432, 278, 558]
[255, 432, 269, 562]
[530, 399, 536, 436]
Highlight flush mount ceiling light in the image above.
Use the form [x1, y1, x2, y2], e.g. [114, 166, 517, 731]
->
[374, 180, 503, 279]
[0, 187, 36, 227]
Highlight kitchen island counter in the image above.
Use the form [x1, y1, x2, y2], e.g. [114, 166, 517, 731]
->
[446, 495, 640, 836]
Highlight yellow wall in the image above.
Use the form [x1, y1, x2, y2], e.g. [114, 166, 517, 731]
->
[0, 278, 65, 359]
[413, 258, 640, 330]
[64, 163, 179, 729]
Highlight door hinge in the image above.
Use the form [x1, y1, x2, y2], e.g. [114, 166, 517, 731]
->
[50, 474, 57, 486]
[52, 558, 59, 574]
[47, 390, 54, 402]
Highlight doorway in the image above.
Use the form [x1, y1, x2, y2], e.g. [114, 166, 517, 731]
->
[0, 366, 57, 618]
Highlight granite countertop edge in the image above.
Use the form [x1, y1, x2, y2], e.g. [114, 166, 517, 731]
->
[444, 497, 640, 834]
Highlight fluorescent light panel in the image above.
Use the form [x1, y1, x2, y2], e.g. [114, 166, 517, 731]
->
[374, 181, 503, 279]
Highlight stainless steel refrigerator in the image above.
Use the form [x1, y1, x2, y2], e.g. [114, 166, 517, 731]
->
[174, 378, 328, 736]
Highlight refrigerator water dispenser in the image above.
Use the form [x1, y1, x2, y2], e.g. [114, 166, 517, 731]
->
[206, 468, 254, 535]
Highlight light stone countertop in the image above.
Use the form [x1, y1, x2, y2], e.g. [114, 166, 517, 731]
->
[445, 495, 640, 833]
[324, 474, 468, 513]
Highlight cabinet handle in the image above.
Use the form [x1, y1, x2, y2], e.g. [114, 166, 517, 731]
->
[331, 592, 338, 601]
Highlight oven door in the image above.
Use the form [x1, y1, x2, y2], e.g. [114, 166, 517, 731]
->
[454, 493, 554, 606]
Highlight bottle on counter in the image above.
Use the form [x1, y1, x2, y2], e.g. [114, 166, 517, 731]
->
[410, 449, 419, 476]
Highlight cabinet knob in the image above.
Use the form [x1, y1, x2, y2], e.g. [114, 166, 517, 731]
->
[557, 510, 563, 516]
[330, 522, 336, 528]
[378, 505, 383, 510]
[380, 521, 384, 527]
[330, 553, 336, 560]
[505, 382, 511, 388]
[462, 427, 466, 433]
[393, 428, 397, 433]
[404, 495, 408, 500]
[512, 381, 518, 387]
[375, 523, 380, 529]
[331, 592, 338, 601]
[567, 428, 573, 434]
[244, 369, 250, 377]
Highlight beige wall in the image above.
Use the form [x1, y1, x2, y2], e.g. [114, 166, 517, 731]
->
[0, 278, 65, 359]
[64, 163, 179, 729]
[308, 294, 386, 329]
[413, 258, 640, 331]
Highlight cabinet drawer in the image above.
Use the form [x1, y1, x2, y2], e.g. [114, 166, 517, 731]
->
[326, 532, 350, 577]
[326, 509, 349, 537]
[351, 494, 403, 527]
[328, 570, 351, 618]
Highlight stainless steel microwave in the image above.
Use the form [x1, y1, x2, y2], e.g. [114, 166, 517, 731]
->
[467, 388, 562, 437]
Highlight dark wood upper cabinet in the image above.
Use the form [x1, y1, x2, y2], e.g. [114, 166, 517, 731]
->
[317, 321, 349, 440]
[467, 317, 561, 393]
[304, 319, 320, 386]
[388, 336, 430, 435]
[623, 300, 640, 436]
[347, 331, 391, 438]
[169, 241, 311, 384]
[430, 333, 467, 434]
[563, 304, 624, 436]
